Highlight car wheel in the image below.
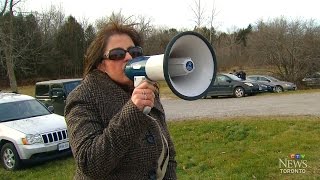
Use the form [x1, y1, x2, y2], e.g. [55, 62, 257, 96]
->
[233, 87, 245, 98]
[274, 86, 283, 93]
[1, 143, 21, 171]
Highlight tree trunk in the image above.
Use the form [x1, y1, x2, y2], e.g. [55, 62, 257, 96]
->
[6, 10, 18, 92]
[5, 52, 18, 92]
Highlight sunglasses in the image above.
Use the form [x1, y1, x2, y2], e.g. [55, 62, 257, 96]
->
[104, 46, 143, 60]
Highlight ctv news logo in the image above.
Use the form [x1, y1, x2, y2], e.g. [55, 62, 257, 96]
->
[279, 154, 307, 174]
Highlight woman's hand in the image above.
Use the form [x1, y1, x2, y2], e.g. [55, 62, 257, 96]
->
[131, 81, 157, 112]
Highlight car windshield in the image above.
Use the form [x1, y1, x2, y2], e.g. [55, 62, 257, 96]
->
[266, 76, 279, 82]
[226, 74, 242, 81]
[0, 99, 51, 122]
[309, 72, 320, 78]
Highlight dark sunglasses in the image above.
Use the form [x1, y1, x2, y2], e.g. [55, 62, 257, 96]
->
[103, 46, 143, 60]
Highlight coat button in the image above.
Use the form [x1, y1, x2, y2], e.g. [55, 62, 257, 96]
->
[146, 134, 155, 144]
[148, 170, 157, 180]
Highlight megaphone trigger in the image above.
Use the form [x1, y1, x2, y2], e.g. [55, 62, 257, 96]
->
[133, 76, 155, 114]
[133, 76, 147, 88]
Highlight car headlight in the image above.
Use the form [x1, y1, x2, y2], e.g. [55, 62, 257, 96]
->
[22, 134, 43, 145]
[244, 82, 253, 87]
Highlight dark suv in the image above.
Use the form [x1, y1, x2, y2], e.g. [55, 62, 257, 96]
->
[35, 79, 82, 116]
[302, 72, 320, 87]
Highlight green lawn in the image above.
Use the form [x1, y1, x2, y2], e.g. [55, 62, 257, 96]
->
[1, 116, 319, 179]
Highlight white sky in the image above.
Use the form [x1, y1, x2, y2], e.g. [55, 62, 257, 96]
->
[22, 0, 320, 32]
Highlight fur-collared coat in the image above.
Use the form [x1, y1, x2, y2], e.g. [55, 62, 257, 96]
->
[65, 69, 177, 180]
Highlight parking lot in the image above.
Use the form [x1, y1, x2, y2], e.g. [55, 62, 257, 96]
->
[161, 92, 320, 120]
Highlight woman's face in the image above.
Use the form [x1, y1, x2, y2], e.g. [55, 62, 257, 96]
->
[99, 34, 135, 87]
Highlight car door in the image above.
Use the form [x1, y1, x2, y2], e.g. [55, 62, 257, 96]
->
[214, 75, 233, 95]
[35, 84, 52, 107]
[50, 83, 65, 116]
[313, 73, 320, 86]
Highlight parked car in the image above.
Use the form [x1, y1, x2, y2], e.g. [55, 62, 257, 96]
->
[35, 78, 82, 116]
[247, 75, 297, 93]
[0, 92, 71, 171]
[204, 73, 260, 98]
[302, 72, 320, 87]
[258, 82, 275, 93]
[244, 79, 275, 93]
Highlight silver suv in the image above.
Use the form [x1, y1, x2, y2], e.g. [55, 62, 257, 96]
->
[0, 92, 71, 171]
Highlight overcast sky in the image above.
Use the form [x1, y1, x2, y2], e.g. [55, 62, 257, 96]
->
[22, 0, 320, 32]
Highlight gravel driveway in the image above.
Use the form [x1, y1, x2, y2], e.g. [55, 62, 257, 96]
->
[161, 92, 320, 120]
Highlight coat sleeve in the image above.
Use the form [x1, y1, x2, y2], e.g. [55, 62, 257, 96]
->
[65, 90, 149, 178]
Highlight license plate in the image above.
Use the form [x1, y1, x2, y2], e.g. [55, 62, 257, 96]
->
[58, 142, 70, 151]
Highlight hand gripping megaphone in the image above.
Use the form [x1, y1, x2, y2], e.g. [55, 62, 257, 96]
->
[125, 31, 217, 114]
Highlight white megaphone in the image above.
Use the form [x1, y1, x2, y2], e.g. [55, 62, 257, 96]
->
[125, 31, 217, 114]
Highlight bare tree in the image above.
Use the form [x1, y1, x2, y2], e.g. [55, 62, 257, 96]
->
[35, 4, 65, 41]
[208, 0, 218, 44]
[215, 32, 243, 69]
[0, 0, 21, 92]
[134, 15, 154, 40]
[248, 17, 320, 82]
[190, 0, 206, 30]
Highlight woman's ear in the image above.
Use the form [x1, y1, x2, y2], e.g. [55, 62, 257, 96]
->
[97, 61, 106, 72]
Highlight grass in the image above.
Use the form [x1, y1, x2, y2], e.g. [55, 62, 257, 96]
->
[170, 116, 320, 179]
[1, 116, 319, 179]
[17, 85, 34, 96]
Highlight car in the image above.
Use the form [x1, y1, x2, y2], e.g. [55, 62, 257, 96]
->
[0, 92, 71, 171]
[247, 80, 275, 93]
[247, 75, 297, 93]
[35, 78, 82, 116]
[302, 72, 320, 87]
[204, 73, 260, 98]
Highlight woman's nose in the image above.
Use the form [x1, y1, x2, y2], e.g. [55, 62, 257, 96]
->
[124, 52, 132, 62]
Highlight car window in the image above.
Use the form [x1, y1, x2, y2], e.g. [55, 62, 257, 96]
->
[35, 85, 50, 96]
[217, 76, 225, 82]
[52, 83, 63, 89]
[311, 73, 320, 78]
[248, 76, 258, 81]
[260, 77, 269, 81]
[227, 74, 241, 81]
[214, 78, 219, 84]
[64, 81, 81, 95]
[266, 76, 279, 82]
[217, 75, 231, 82]
[0, 100, 51, 122]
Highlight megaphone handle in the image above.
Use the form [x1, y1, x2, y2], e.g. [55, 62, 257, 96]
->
[134, 76, 152, 114]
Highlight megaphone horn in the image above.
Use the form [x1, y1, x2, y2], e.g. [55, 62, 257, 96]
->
[125, 31, 217, 112]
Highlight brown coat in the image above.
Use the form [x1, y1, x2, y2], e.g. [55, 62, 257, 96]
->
[65, 70, 177, 180]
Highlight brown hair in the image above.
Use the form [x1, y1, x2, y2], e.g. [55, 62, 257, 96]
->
[83, 20, 143, 76]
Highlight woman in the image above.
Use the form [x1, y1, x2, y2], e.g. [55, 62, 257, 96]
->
[65, 20, 177, 180]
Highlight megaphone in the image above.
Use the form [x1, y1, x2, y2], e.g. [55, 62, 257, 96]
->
[125, 31, 217, 113]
